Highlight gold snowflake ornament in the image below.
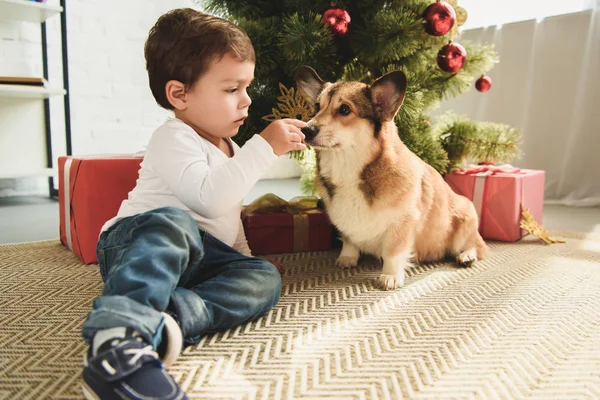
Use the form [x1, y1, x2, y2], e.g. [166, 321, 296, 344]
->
[262, 83, 313, 122]
[520, 204, 565, 245]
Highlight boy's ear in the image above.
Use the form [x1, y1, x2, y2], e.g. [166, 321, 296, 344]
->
[295, 66, 325, 111]
[369, 71, 407, 122]
[165, 80, 187, 110]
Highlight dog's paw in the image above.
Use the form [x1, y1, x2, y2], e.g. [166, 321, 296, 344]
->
[377, 273, 405, 290]
[456, 248, 477, 267]
[336, 255, 358, 269]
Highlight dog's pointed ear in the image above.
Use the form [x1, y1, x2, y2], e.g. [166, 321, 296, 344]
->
[370, 71, 407, 122]
[295, 66, 325, 110]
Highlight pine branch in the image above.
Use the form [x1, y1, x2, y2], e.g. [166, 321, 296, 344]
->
[434, 112, 522, 171]
[352, 7, 427, 66]
[236, 17, 281, 78]
[277, 13, 340, 79]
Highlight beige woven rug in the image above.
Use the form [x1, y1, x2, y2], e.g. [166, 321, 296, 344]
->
[1, 232, 600, 400]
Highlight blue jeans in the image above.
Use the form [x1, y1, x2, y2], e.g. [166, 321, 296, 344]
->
[82, 207, 282, 349]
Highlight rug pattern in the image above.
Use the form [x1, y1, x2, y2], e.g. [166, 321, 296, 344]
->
[1, 232, 599, 399]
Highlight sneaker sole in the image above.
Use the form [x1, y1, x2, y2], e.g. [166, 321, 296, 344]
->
[160, 311, 183, 369]
[81, 382, 100, 400]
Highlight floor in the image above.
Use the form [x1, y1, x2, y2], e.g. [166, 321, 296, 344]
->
[0, 178, 599, 244]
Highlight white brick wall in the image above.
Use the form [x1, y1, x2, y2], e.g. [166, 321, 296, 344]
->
[0, 0, 300, 197]
[0, 0, 194, 196]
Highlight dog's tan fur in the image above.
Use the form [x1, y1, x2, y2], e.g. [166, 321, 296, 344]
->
[296, 66, 487, 290]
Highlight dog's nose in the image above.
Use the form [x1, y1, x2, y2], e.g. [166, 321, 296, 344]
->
[301, 125, 320, 140]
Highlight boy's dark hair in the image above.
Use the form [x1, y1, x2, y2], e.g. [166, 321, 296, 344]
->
[144, 8, 255, 110]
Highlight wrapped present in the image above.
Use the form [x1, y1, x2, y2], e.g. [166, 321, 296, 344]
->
[58, 154, 143, 264]
[242, 194, 332, 255]
[444, 165, 545, 242]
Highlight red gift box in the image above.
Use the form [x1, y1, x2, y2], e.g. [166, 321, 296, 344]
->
[444, 165, 545, 242]
[241, 194, 332, 255]
[58, 155, 143, 264]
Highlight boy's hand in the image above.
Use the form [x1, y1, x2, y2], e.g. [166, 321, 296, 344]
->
[260, 119, 307, 156]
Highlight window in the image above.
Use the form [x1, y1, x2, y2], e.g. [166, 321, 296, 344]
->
[458, 0, 592, 30]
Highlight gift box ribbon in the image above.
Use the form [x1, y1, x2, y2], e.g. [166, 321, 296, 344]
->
[451, 164, 526, 233]
[244, 193, 320, 252]
[63, 158, 75, 251]
[453, 164, 522, 176]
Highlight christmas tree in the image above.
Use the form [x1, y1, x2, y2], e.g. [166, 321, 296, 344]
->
[199, 0, 521, 194]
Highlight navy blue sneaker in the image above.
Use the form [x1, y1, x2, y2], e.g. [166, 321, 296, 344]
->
[82, 327, 187, 400]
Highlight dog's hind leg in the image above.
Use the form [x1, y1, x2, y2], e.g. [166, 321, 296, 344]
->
[452, 217, 488, 267]
[456, 247, 478, 267]
[335, 238, 360, 269]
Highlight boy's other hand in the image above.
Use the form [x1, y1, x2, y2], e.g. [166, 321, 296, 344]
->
[260, 119, 307, 156]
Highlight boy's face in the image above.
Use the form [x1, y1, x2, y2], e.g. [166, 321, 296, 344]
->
[177, 53, 255, 142]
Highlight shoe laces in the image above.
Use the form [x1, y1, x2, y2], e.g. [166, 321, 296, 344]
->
[100, 337, 159, 376]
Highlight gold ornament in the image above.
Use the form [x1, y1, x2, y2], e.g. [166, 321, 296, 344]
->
[520, 204, 565, 245]
[262, 83, 313, 122]
[455, 6, 468, 26]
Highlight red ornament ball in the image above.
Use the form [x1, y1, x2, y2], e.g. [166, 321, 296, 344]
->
[323, 8, 351, 35]
[423, 0, 456, 36]
[475, 75, 492, 92]
[437, 41, 467, 73]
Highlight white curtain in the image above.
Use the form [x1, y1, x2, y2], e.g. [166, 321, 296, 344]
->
[438, 2, 600, 206]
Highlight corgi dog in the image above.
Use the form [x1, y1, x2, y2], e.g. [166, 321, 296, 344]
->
[295, 66, 487, 290]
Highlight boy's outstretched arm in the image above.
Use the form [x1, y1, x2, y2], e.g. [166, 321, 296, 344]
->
[148, 119, 305, 219]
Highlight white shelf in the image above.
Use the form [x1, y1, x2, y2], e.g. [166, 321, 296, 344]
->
[0, 0, 62, 24]
[0, 84, 65, 99]
[0, 167, 55, 179]
[0, 0, 67, 188]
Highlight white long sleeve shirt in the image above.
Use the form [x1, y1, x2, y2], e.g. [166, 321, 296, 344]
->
[100, 118, 278, 256]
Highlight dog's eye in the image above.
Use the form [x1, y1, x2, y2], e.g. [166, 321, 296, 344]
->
[338, 104, 351, 116]
[314, 103, 320, 113]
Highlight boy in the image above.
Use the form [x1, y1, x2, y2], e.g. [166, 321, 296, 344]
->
[81, 8, 306, 400]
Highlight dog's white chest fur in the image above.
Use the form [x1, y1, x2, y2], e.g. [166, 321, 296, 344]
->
[320, 152, 396, 256]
